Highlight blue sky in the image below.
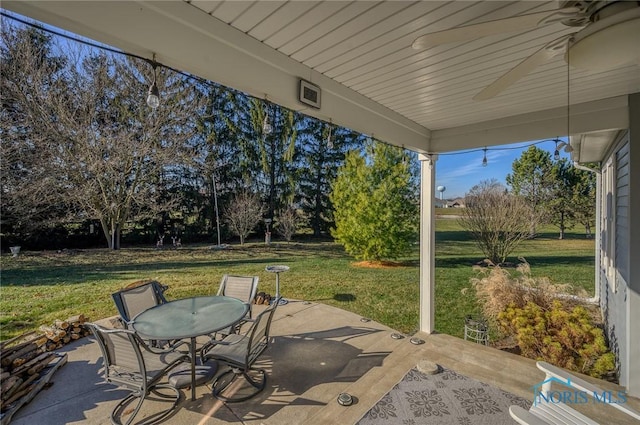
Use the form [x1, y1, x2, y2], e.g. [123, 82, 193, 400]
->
[435, 138, 570, 199]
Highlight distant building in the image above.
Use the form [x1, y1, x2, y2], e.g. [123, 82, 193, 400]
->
[447, 197, 466, 208]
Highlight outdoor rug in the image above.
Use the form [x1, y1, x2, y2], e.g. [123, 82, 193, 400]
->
[357, 366, 531, 425]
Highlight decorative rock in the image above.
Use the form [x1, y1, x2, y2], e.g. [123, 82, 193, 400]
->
[417, 360, 440, 375]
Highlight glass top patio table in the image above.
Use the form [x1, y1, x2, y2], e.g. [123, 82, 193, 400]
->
[131, 296, 249, 401]
[131, 295, 249, 340]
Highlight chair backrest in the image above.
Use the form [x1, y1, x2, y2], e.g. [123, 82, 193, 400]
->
[245, 305, 277, 366]
[86, 323, 147, 391]
[112, 281, 168, 323]
[217, 275, 259, 305]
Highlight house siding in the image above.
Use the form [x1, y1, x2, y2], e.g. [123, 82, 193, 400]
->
[600, 134, 630, 388]
[616, 143, 630, 282]
[599, 91, 640, 397]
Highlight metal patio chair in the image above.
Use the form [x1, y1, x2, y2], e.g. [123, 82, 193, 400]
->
[200, 303, 277, 402]
[112, 280, 169, 325]
[215, 274, 259, 335]
[86, 322, 189, 425]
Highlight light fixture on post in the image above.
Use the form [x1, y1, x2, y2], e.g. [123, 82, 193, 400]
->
[482, 147, 488, 167]
[262, 99, 273, 135]
[146, 54, 160, 109]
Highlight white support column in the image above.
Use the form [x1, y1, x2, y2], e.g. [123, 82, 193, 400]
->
[419, 154, 437, 334]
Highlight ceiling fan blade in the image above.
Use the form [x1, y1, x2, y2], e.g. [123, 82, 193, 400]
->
[412, 7, 578, 50]
[473, 37, 569, 101]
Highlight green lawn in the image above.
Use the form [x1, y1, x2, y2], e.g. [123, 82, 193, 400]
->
[0, 219, 595, 341]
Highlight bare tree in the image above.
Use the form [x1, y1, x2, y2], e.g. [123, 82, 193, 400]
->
[224, 191, 264, 245]
[276, 207, 299, 242]
[1, 23, 204, 248]
[459, 179, 537, 264]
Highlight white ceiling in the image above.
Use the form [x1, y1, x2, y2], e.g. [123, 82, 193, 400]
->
[3, 1, 639, 161]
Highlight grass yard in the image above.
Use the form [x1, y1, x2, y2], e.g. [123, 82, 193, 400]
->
[0, 217, 595, 341]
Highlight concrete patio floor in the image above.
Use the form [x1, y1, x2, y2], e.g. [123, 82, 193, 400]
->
[10, 300, 640, 425]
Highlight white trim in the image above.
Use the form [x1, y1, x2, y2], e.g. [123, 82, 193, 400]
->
[430, 96, 629, 152]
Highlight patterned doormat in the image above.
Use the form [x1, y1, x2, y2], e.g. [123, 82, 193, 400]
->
[357, 367, 531, 425]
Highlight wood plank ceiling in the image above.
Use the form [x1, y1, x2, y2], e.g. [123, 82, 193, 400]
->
[186, 0, 639, 134]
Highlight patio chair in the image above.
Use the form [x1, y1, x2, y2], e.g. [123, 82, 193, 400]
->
[200, 303, 277, 402]
[215, 274, 259, 335]
[509, 361, 640, 425]
[86, 322, 189, 425]
[112, 280, 169, 324]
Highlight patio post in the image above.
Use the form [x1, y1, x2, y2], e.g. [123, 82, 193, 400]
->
[419, 153, 437, 334]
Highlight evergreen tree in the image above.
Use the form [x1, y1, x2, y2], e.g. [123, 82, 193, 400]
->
[572, 166, 597, 238]
[297, 118, 363, 236]
[227, 97, 299, 220]
[191, 83, 245, 242]
[330, 141, 418, 261]
[506, 146, 554, 236]
[548, 159, 577, 239]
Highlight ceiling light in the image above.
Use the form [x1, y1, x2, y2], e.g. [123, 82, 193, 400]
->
[482, 148, 488, 167]
[567, 10, 640, 71]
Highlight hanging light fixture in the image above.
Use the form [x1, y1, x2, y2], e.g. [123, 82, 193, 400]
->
[262, 100, 273, 135]
[146, 54, 160, 109]
[482, 147, 488, 167]
[326, 120, 333, 149]
[554, 139, 574, 160]
[554, 139, 561, 160]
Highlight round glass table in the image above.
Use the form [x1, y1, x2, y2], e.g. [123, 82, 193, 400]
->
[132, 296, 249, 400]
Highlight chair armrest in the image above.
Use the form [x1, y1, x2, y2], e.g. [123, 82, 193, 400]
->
[199, 334, 246, 363]
[536, 361, 640, 420]
[132, 332, 189, 354]
[509, 406, 552, 425]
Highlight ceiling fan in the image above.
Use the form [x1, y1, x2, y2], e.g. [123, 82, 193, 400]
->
[412, 1, 640, 101]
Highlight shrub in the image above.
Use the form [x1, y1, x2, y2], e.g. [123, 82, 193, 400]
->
[459, 179, 538, 264]
[468, 260, 583, 323]
[498, 301, 615, 379]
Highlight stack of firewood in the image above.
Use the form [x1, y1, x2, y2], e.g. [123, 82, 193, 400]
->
[0, 314, 89, 424]
[37, 314, 90, 352]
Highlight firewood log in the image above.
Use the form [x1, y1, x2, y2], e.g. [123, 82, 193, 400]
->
[11, 352, 51, 376]
[1, 383, 36, 409]
[53, 319, 69, 329]
[0, 376, 22, 398]
[38, 325, 66, 340]
[0, 331, 35, 351]
[65, 314, 85, 325]
[14, 372, 39, 392]
[27, 354, 55, 375]
[1, 343, 37, 367]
